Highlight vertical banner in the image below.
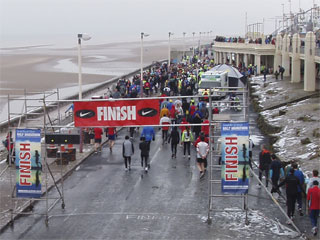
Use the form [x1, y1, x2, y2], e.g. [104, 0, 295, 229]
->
[15, 129, 42, 198]
[221, 122, 249, 194]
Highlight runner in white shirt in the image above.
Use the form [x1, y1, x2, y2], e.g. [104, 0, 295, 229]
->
[160, 114, 171, 144]
[196, 136, 209, 179]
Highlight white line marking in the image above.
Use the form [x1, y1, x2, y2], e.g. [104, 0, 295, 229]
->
[63, 208, 77, 222]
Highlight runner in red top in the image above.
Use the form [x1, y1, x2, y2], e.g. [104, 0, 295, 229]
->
[201, 118, 210, 137]
[107, 127, 116, 153]
[307, 180, 320, 235]
[94, 127, 103, 153]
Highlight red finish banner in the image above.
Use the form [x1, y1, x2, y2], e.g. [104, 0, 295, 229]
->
[74, 99, 160, 127]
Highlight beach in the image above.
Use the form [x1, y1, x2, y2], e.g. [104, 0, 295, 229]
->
[0, 39, 192, 123]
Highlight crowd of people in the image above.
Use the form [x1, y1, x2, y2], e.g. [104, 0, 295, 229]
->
[215, 35, 276, 45]
[257, 143, 320, 235]
[96, 51, 319, 236]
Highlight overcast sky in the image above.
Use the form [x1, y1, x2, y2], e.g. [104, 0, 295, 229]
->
[0, 0, 317, 46]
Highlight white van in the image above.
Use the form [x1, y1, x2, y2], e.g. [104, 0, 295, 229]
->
[198, 71, 228, 98]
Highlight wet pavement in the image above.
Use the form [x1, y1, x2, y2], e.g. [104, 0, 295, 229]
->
[0, 109, 314, 239]
[0, 75, 319, 239]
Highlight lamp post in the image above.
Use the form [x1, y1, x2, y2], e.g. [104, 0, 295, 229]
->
[77, 33, 91, 154]
[199, 32, 202, 55]
[192, 32, 195, 56]
[77, 33, 91, 100]
[168, 32, 173, 72]
[140, 32, 149, 97]
[282, 3, 285, 32]
[182, 32, 187, 59]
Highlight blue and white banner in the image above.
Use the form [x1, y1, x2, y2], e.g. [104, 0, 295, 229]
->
[15, 129, 42, 198]
[221, 122, 249, 194]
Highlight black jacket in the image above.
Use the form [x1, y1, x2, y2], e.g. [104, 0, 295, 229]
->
[139, 141, 150, 156]
[278, 173, 301, 196]
[168, 130, 180, 144]
[270, 160, 282, 180]
[259, 150, 272, 170]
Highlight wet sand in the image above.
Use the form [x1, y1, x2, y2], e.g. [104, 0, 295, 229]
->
[0, 40, 179, 96]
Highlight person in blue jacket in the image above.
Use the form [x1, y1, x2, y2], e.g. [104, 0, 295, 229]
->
[269, 154, 284, 195]
[140, 126, 155, 147]
[293, 163, 305, 216]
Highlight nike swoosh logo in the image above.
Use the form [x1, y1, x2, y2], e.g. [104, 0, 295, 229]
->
[79, 112, 91, 117]
[141, 110, 153, 116]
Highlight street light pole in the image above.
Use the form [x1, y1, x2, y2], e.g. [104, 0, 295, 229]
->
[183, 32, 186, 58]
[77, 33, 91, 100]
[168, 32, 173, 72]
[140, 32, 149, 97]
[77, 33, 91, 154]
[192, 32, 195, 56]
[282, 3, 285, 32]
[78, 37, 82, 100]
[199, 32, 202, 55]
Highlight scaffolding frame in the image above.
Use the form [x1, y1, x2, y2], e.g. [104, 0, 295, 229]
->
[6, 89, 66, 226]
[205, 85, 250, 225]
[6, 86, 252, 226]
[43, 87, 251, 226]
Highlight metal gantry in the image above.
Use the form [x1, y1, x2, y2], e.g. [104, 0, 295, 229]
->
[6, 89, 66, 226]
[206, 86, 250, 225]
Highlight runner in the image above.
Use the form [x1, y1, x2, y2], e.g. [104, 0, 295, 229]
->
[194, 132, 209, 171]
[139, 137, 150, 172]
[196, 136, 209, 179]
[168, 126, 180, 158]
[107, 127, 116, 153]
[122, 135, 134, 171]
[160, 114, 171, 145]
[181, 126, 194, 159]
[94, 127, 103, 153]
[140, 126, 155, 148]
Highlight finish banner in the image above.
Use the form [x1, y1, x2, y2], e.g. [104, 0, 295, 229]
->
[15, 129, 42, 198]
[221, 122, 249, 194]
[74, 99, 160, 127]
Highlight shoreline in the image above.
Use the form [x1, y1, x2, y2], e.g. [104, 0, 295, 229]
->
[0, 40, 176, 124]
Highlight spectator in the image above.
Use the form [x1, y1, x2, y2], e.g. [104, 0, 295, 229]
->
[293, 163, 305, 216]
[278, 65, 285, 80]
[270, 154, 284, 196]
[277, 168, 303, 224]
[308, 169, 320, 189]
[307, 180, 320, 236]
[258, 145, 272, 188]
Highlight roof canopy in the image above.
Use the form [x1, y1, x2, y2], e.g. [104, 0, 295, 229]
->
[209, 64, 243, 79]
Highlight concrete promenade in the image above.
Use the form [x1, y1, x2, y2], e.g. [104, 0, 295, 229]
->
[0, 74, 319, 238]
